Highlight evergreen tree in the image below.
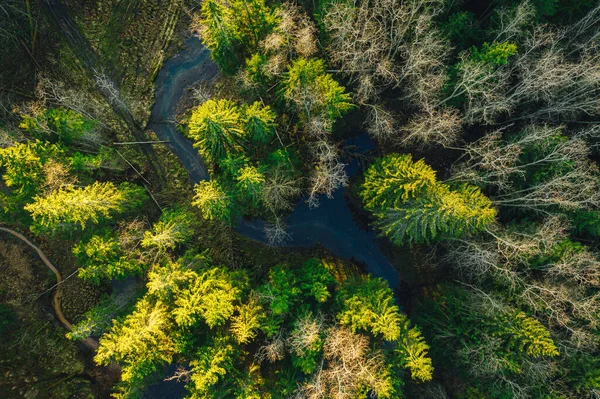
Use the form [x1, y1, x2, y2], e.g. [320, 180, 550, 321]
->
[230, 295, 264, 344]
[73, 234, 142, 284]
[336, 276, 404, 341]
[173, 266, 241, 328]
[141, 207, 196, 255]
[25, 181, 147, 233]
[189, 99, 246, 163]
[95, 298, 176, 392]
[192, 180, 236, 224]
[235, 165, 265, 208]
[282, 58, 353, 122]
[361, 154, 496, 245]
[242, 101, 276, 144]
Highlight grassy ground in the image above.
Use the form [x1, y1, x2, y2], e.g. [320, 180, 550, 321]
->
[0, 238, 94, 398]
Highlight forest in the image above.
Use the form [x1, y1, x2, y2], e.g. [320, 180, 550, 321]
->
[0, 0, 600, 398]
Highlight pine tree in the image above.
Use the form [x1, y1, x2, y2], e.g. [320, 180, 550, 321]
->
[282, 58, 353, 122]
[189, 99, 245, 163]
[187, 336, 236, 398]
[336, 276, 404, 341]
[74, 234, 142, 284]
[361, 154, 496, 245]
[192, 180, 236, 224]
[25, 181, 146, 233]
[95, 298, 176, 388]
[395, 325, 434, 382]
[141, 208, 195, 255]
[235, 165, 265, 208]
[200, 0, 241, 74]
[173, 267, 241, 328]
[230, 295, 264, 344]
[242, 101, 276, 144]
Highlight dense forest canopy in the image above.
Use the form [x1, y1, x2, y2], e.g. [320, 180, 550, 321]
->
[1, 0, 600, 398]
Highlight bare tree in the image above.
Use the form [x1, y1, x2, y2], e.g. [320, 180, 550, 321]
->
[307, 138, 348, 208]
[322, 0, 448, 104]
[298, 326, 393, 399]
[399, 106, 462, 148]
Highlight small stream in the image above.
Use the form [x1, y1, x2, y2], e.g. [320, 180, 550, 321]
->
[144, 36, 404, 398]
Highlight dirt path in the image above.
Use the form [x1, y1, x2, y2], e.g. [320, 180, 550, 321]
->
[0, 226, 98, 350]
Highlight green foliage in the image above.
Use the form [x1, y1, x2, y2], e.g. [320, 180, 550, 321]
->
[361, 154, 496, 245]
[189, 99, 245, 162]
[297, 258, 335, 303]
[25, 182, 147, 234]
[141, 207, 196, 255]
[395, 325, 434, 382]
[470, 42, 518, 66]
[187, 336, 236, 397]
[66, 294, 121, 341]
[200, 0, 278, 74]
[199, 0, 242, 74]
[258, 264, 301, 336]
[230, 296, 264, 344]
[173, 266, 241, 328]
[336, 276, 404, 341]
[192, 180, 236, 224]
[95, 298, 177, 387]
[499, 311, 559, 358]
[235, 165, 265, 207]
[73, 234, 143, 284]
[532, 0, 558, 17]
[242, 101, 276, 144]
[244, 53, 271, 89]
[19, 107, 95, 144]
[420, 285, 559, 391]
[282, 58, 354, 122]
[0, 140, 62, 195]
[441, 11, 478, 49]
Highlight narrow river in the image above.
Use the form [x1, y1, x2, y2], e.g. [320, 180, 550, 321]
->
[144, 36, 405, 398]
[146, 36, 401, 287]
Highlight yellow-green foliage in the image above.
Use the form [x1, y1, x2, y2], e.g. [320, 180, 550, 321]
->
[0, 140, 62, 193]
[192, 180, 235, 223]
[189, 99, 245, 162]
[503, 312, 559, 358]
[25, 181, 146, 233]
[173, 267, 241, 328]
[74, 234, 142, 284]
[396, 325, 434, 382]
[200, 0, 278, 73]
[361, 154, 496, 244]
[187, 337, 235, 398]
[282, 58, 353, 121]
[336, 276, 404, 341]
[95, 298, 176, 385]
[230, 296, 264, 344]
[141, 207, 195, 255]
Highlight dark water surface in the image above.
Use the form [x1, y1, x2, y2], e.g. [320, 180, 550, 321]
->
[143, 37, 403, 398]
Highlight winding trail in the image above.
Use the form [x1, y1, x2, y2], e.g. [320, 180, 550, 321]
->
[0, 227, 98, 350]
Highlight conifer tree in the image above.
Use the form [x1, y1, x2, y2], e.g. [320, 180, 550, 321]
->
[235, 165, 265, 207]
[95, 298, 176, 390]
[282, 58, 353, 122]
[336, 276, 404, 341]
[192, 180, 235, 224]
[74, 234, 142, 284]
[173, 267, 241, 328]
[242, 101, 276, 144]
[141, 208, 195, 255]
[188, 99, 245, 163]
[230, 295, 264, 344]
[361, 154, 496, 245]
[25, 181, 146, 233]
